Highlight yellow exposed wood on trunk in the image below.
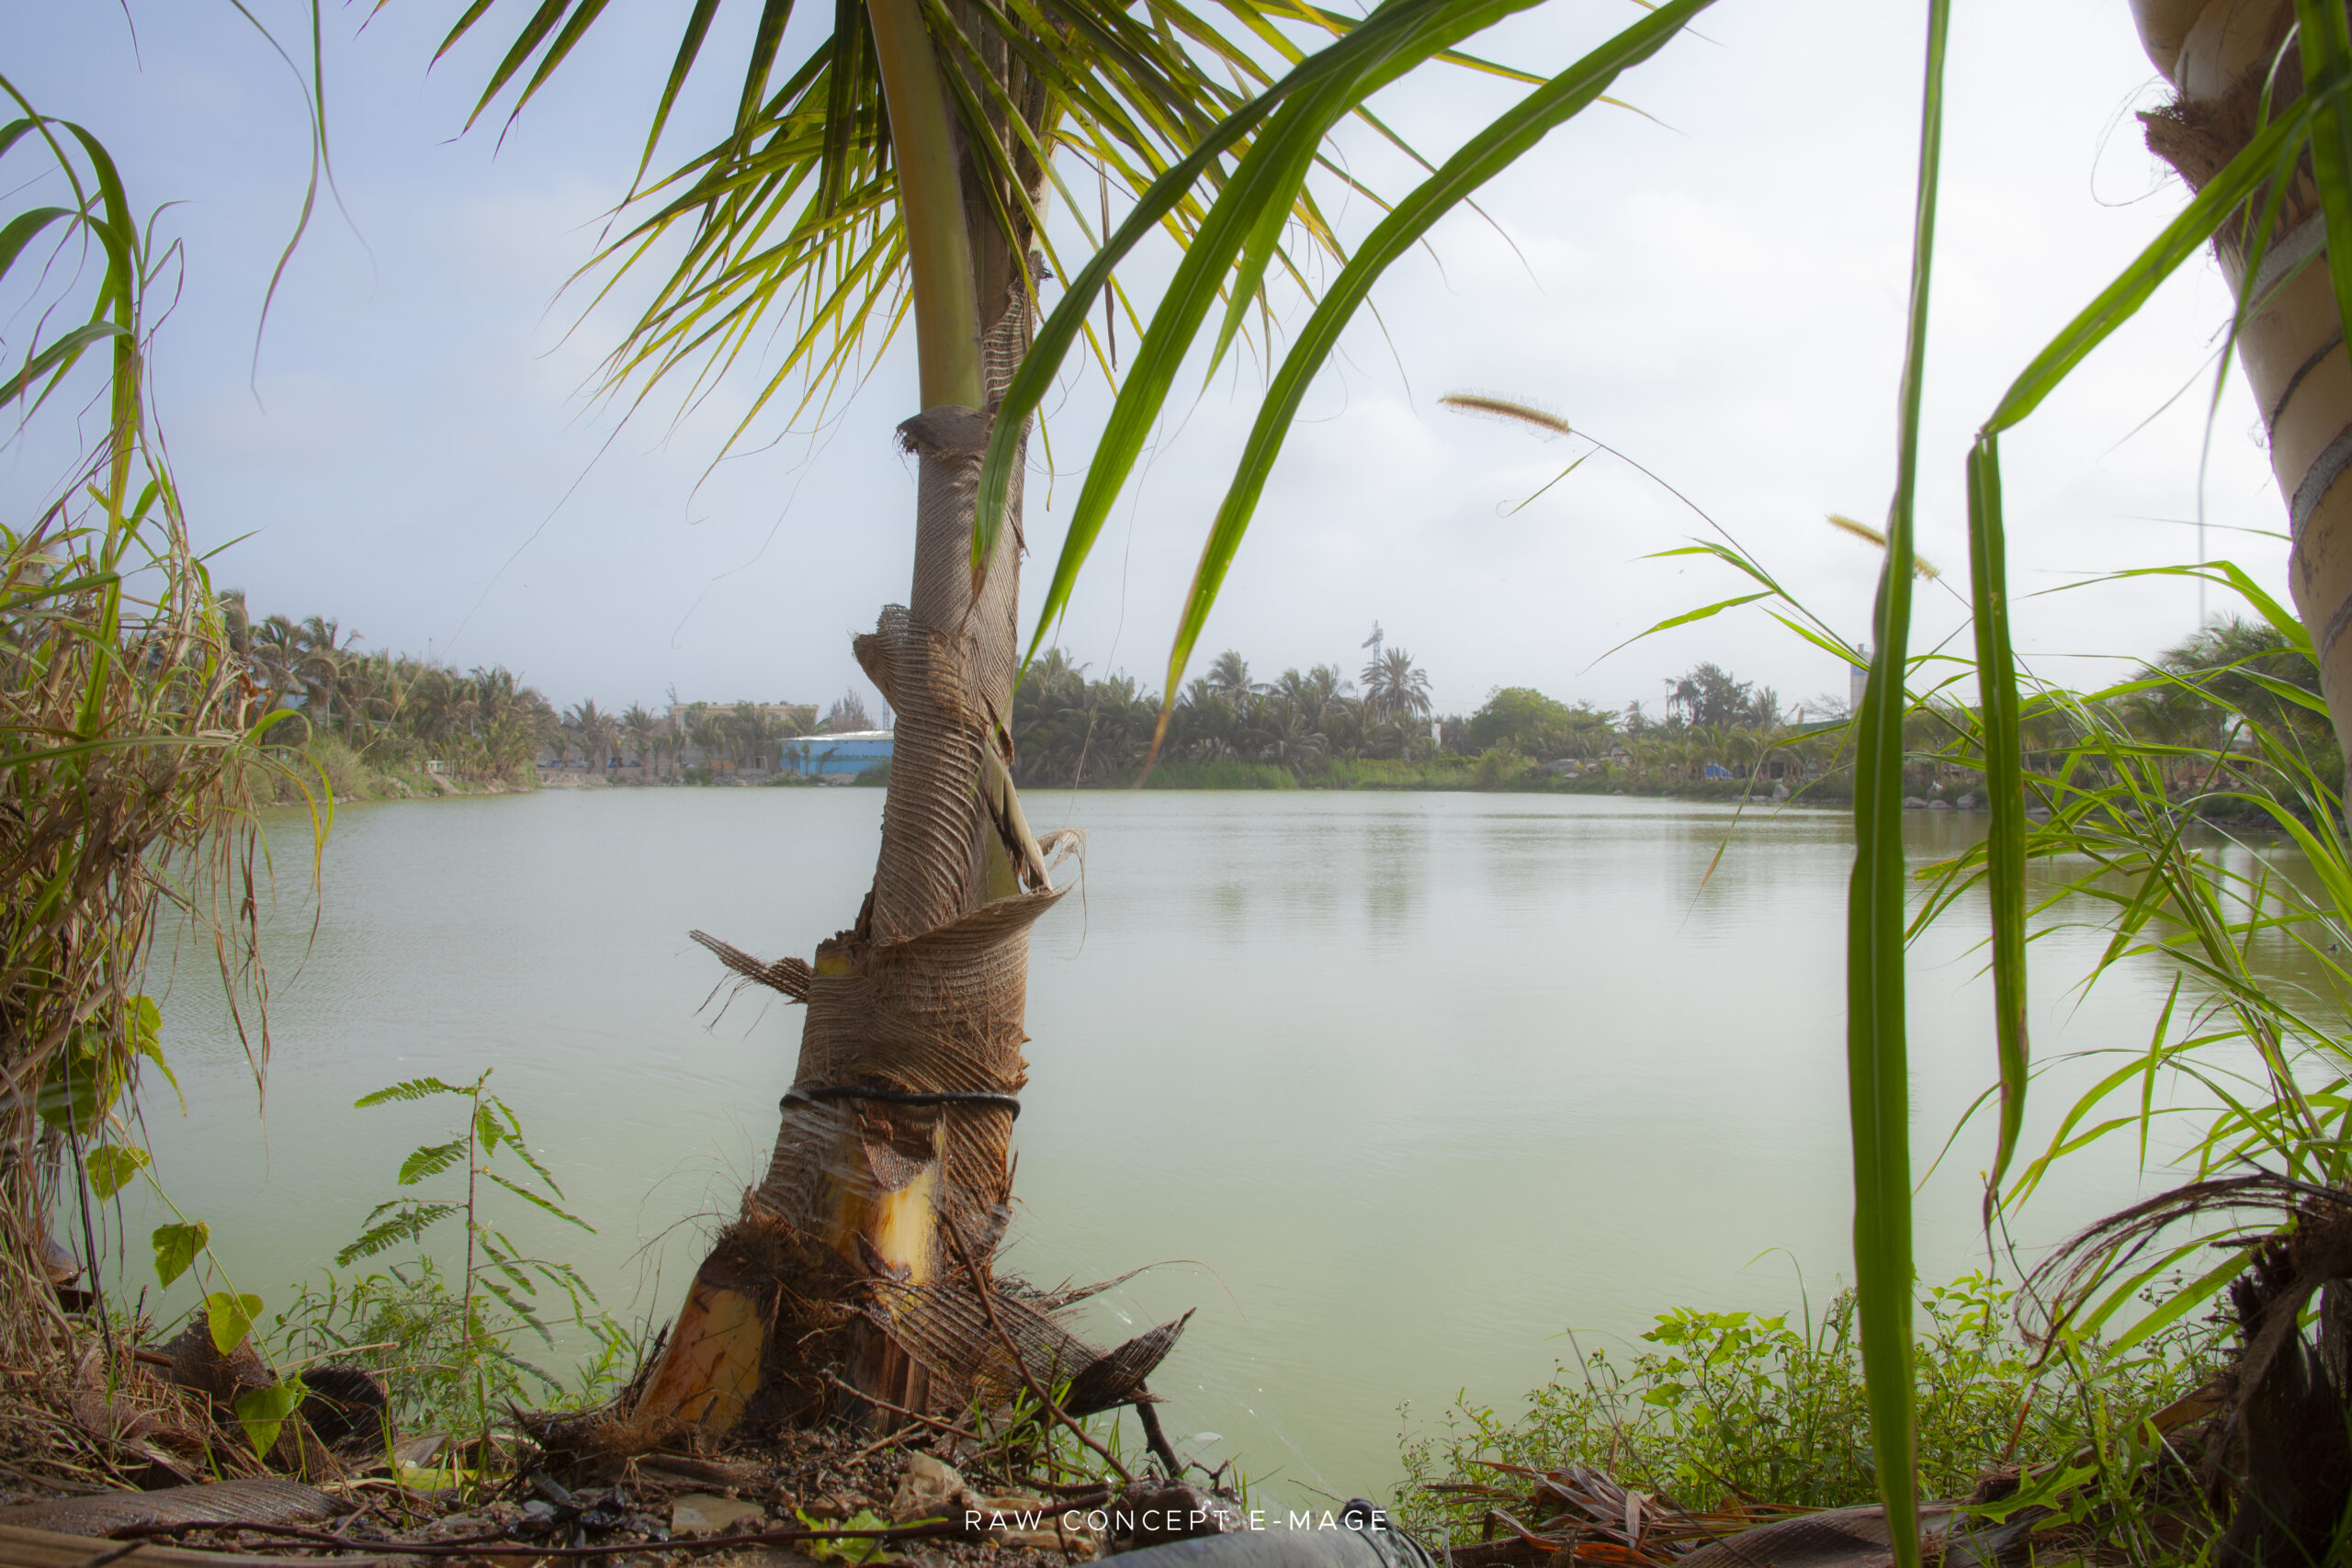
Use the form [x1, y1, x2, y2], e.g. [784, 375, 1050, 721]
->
[636, 1280, 763, 1433]
[866, 1157, 943, 1283]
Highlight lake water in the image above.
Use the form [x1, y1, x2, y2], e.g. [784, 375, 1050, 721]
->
[130, 787, 2225, 1502]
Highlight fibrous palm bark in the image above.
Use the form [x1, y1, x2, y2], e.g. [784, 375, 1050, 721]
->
[2132, 16, 2352, 1554]
[629, 1, 1084, 1434]
[2132, 0, 2352, 767]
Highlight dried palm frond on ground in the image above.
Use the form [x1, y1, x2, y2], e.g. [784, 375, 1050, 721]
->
[0, 1382, 1236, 1568]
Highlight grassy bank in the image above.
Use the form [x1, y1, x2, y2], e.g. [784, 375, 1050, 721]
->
[240, 737, 536, 806]
[1035, 752, 1859, 803]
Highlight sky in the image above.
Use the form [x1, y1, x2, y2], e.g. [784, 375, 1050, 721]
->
[3, 0, 2290, 723]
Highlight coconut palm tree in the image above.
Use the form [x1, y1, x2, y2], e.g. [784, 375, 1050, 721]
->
[1204, 649, 1260, 704]
[565, 698, 617, 771]
[622, 705, 662, 775]
[1361, 644, 1433, 722]
[440, 0, 1710, 1439]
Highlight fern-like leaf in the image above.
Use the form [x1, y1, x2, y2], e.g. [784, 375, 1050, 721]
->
[334, 1201, 458, 1267]
[397, 1139, 468, 1187]
[483, 1170, 594, 1232]
[355, 1077, 467, 1108]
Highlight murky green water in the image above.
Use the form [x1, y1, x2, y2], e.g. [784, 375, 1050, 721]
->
[127, 789, 2247, 1501]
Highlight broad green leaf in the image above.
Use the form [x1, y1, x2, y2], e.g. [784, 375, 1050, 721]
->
[0, 205, 72, 284]
[232, 1380, 305, 1457]
[85, 1144, 150, 1200]
[2108, 1249, 2248, 1355]
[0, 320, 131, 405]
[35, 1040, 119, 1134]
[206, 1290, 266, 1356]
[1965, 436, 2028, 1213]
[152, 1220, 208, 1287]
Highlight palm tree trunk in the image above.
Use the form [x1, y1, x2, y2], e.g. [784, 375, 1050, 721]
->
[629, 0, 1057, 1435]
[2132, 0, 2352, 767]
[2134, 7, 2352, 1540]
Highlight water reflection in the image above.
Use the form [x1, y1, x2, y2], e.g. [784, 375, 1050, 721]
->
[136, 789, 2217, 1506]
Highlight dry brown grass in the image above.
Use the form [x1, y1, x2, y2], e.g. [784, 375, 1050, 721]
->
[1, 93, 289, 1472]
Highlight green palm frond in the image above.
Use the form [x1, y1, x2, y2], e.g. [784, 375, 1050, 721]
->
[977, 0, 1707, 725]
[419, 0, 1513, 444]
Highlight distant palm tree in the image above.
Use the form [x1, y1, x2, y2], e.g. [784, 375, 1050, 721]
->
[1262, 703, 1328, 776]
[730, 700, 779, 771]
[621, 705, 661, 776]
[1361, 646, 1432, 722]
[1206, 650, 1259, 703]
[295, 615, 360, 729]
[1664, 674, 1702, 728]
[566, 699, 618, 771]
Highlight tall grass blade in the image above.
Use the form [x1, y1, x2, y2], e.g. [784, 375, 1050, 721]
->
[1848, 6, 1950, 1563]
[1945, 20, 2352, 1224]
[1964, 437, 2028, 1213]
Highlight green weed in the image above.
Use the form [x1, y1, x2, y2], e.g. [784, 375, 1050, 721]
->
[1395, 1274, 2220, 1530]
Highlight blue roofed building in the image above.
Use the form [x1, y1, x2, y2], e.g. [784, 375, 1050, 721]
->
[782, 730, 893, 777]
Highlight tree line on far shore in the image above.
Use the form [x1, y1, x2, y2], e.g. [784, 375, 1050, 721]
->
[1011, 622, 2336, 797]
[226, 598, 879, 784]
[225, 598, 2328, 798]
[1011, 643, 1847, 790]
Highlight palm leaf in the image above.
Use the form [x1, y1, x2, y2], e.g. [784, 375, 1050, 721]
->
[977, 0, 1595, 619]
[428, 0, 1477, 458]
[1954, 10, 2352, 1223]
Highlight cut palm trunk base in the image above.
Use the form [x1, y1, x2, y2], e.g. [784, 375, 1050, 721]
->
[619, 324, 1186, 1457]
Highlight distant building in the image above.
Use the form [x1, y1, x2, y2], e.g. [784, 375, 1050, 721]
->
[781, 730, 893, 777]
